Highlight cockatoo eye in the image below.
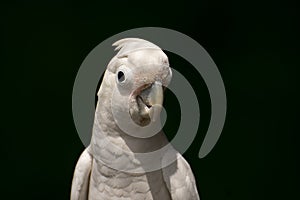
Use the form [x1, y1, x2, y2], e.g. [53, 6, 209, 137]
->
[115, 65, 133, 89]
[117, 71, 125, 82]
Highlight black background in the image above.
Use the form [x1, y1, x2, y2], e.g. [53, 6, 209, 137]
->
[1, 0, 299, 199]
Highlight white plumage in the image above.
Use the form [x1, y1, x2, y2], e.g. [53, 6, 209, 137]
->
[71, 38, 200, 200]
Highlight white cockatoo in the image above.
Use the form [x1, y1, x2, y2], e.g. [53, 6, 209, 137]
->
[71, 38, 200, 200]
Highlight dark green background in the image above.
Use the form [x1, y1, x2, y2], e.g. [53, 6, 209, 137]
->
[1, 0, 299, 199]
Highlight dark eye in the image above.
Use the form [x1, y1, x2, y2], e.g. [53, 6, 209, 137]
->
[117, 71, 125, 82]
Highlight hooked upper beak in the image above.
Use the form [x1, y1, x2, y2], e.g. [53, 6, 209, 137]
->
[140, 81, 163, 107]
[137, 81, 163, 122]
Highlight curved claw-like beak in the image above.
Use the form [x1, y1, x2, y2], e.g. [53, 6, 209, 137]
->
[137, 81, 163, 123]
[147, 81, 163, 122]
[144, 81, 163, 106]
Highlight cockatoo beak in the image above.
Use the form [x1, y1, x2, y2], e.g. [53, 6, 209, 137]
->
[137, 81, 163, 123]
[147, 81, 163, 122]
[146, 81, 163, 107]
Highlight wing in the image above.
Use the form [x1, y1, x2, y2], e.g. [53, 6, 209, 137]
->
[162, 152, 200, 200]
[71, 147, 93, 200]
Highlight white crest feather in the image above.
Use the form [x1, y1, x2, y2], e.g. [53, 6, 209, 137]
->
[112, 38, 161, 58]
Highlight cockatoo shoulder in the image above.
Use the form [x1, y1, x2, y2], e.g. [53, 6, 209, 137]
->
[71, 147, 93, 200]
[162, 152, 200, 200]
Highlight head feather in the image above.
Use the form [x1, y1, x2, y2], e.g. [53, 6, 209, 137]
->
[112, 38, 161, 58]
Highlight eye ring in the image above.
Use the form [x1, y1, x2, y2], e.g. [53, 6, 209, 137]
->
[117, 71, 125, 83]
[116, 65, 132, 88]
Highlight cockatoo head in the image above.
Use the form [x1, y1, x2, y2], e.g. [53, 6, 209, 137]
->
[96, 38, 172, 132]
